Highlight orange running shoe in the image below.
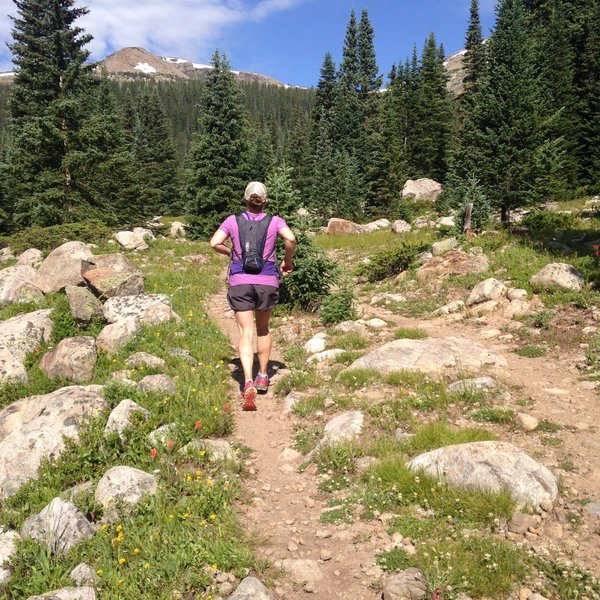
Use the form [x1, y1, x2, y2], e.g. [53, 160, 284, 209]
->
[241, 381, 257, 411]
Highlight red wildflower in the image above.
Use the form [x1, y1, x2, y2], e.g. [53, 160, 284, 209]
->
[166, 439, 173, 450]
[222, 402, 232, 414]
[194, 420, 202, 431]
[150, 448, 157, 459]
[593, 244, 599, 258]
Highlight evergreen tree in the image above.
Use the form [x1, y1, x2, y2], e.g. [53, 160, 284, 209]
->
[463, 0, 486, 95]
[312, 52, 337, 125]
[308, 111, 338, 218]
[459, 0, 563, 221]
[247, 127, 274, 182]
[133, 89, 180, 217]
[183, 50, 250, 237]
[4, 0, 98, 227]
[265, 163, 301, 221]
[357, 9, 382, 97]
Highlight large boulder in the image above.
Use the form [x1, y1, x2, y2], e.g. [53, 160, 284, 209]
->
[21, 497, 95, 554]
[408, 441, 559, 511]
[137, 374, 176, 395]
[348, 337, 507, 376]
[64, 286, 103, 324]
[230, 577, 275, 600]
[169, 221, 186, 238]
[0, 348, 28, 386]
[16, 248, 43, 268]
[0, 386, 107, 499]
[391, 219, 412, 234]
[401, 178, 443, 202]
[132, 227, 155, 241]
[325, 218, 363, 235]
[321, 411, 364, 446]
[96, 318, 141, 354]
[466, 278, 508, 306]
[0, 530, 20, 584]
[95, 466, 158, 522]
[416, 250, 490, 281]
[103, 294, 180, 325]
[114, 231, 148, 251]
[530, 263, 584, 291]
[39, 336, 97, 382]
[0, 309, 53, 362]
[32, 241, 93, 293]
[83, 268, 144, 298]
[431, 237, 459, 256]
[81, 253, 138, 275]
[361, 218, 391, 233]
[104, 399, 150, 439]
[383, 568, 428, 600]
[125, 352, 167, 370]
[0, 265, 44, 306]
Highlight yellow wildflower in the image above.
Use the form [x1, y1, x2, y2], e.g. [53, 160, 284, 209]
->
[116, 524, 123, 532]
[96, 569, 103, 576]
[144, 563, 150, 570]
[119, 557, 127, 565]
[209, 513, 216, 520]
[183, 513, 190, 519]
[133, 548, 140, 555]
[210, 564, 218, 571]
[100, 524, 108, 531]
[186, 474, 192, 482]
[199, 520, 207, 527]
[117, 579, 124, 585]
[168, 514, 175, 520]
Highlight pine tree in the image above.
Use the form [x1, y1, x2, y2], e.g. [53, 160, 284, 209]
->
[133, 89, 180, 217]
[357, 9, 382, 97]
[308, 111, 338, 218]
[463, 0, 486, 95]
[265, 163, 301, 222]
[183, 50, 250, 237]
[312, 52, 337, 125]
[4, 0, 97, 227]
[459, 0, 563, 221]
[247, 126, 274, 182]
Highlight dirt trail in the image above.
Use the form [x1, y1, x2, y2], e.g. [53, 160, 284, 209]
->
[207, 289, 600, 597]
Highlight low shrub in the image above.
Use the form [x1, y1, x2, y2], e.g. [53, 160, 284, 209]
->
[319, 287, 356, 324]
[0, 219, 112, 254]
[522, 210, 578, 235]
[355, 241, 428, 282]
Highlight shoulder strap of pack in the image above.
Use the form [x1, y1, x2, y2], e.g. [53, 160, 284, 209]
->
[257, 215, 273, 258]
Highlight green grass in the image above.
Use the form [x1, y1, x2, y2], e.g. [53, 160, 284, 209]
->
[328, 332, 370, 350]
[515, 345, 547, 358]
[336, 368, 379, 390]
[470, 406, 516, 424]
[274, 368, 318, 395]
[293, 424, 322, 455]
[292, 394, 325, 417]
[0, 239, 263, 599]
[394, 327, 428, 340]
[329, 349, 365, 365]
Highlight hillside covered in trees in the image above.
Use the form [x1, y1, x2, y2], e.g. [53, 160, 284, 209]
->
[0, 0, 598, 237]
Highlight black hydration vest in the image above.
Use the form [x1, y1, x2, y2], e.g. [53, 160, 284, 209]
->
[235, 212, 273, 274]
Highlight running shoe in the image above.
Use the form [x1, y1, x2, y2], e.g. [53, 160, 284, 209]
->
[241, 381, 257, 411]
[254, 373, 269, 393]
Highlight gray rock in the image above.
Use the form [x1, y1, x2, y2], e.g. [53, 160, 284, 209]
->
[434, 300, 465, 316]
[583, 502, 600, 517]
[447, 377, 498, 394]
[0, 247, 14, 263]
[370, 293, 406, 305]
[147, 423, 178, 446]
[438, 216, 456, 228]
[229, 577, 275, 600]
[39, 336, 97, 382]
[361, 218, 390, 233]
[0, 265, 44, 306]
[104, 399, 150, 439]
[391, 219, 411, 234]
[114, 231, 148, 251]
[333, 321, 366, 334]
[0, 311, 52, 361]
[125, 352, 167, 370]
[507, 288, 528, 302]
[321, 411, 364, 446]
[416, 250, 490, 281]
[383, 568, 427, 600]
[366, 317, 388, 329]
[169, 222, 186, 238]
[517, 413, 539, 432]
[103, 294, 179, 325]
[408, 441, 559, 511]
[96, 318, 141, 354]
[65, 286, 103, 324]
[278, 559, 323, 588]
[32, 241, 93, 293]
[413, 216, 436, 229]
[16, 248, 43, 268]
[282, 391, 307, 414]
[508, 513, 539, 534]
[26, 586, 96, 600]
[324, 218, 364, 235]
[137, 374, 176, 395]
[505, 299, 531, 319]
[95, 466, 158, 522]
[530, 263, 584, 291]
[132, 227, 155, 241]
[401, 178, 443, 202]
[181, 439, 237, 462]
[83, 268, 144, 298]
[0, 348, 28, 386]
[0, 530, 20, 584]
[81, 253, 138, 274]
[306, 349, 345, 363]
[304, 335, 326, 354]
[21, 498, 95, 554]
[168, 347, 198, 364]
[466, 278, 508, 306]
[432, 237, 459, 256]
[69, 563, 95, 586]
[0, 386, 107, 499]
[348, 337, 507, 376]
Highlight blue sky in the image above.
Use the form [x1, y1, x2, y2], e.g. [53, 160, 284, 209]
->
[0, 0, 498, 87]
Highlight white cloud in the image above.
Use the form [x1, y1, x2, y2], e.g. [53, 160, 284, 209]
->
[0, 0, 307, 71]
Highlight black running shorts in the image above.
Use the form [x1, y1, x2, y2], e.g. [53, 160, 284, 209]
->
[227, 284, 280, 312]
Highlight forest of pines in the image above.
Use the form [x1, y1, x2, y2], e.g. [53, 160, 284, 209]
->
[0, 0, 598, 238]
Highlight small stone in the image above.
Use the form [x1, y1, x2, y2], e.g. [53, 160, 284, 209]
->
[519, 588, 532, 600]
[320, 549, 332, 561]
[219, 582, 234, 595]
[517, 413, 540, 432]
[315, 530, 331, 539]
[288, 541, 299, 552]
[509, 514, 539, 535]
[305, 498, 315, 508]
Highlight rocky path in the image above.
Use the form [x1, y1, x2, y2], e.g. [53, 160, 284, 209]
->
[207, 291, 385, 600]
[207, 288, 600, 597]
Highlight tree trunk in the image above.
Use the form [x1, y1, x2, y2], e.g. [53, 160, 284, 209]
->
[462, 202, 473, 234]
